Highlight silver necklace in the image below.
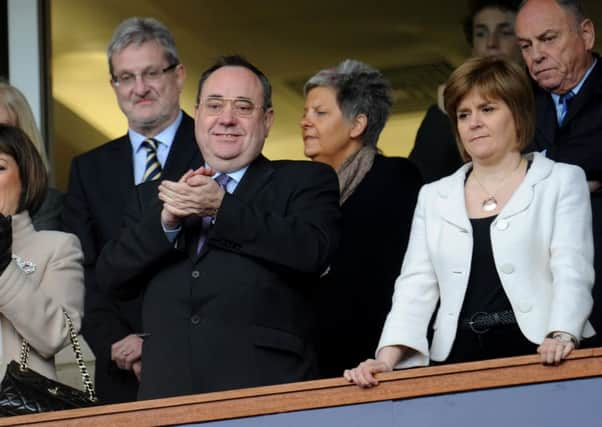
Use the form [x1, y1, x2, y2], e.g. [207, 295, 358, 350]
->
[472, 157, 524, 212]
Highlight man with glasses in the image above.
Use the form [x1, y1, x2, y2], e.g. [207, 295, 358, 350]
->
[96, 56, 340, 400]
[62, 17, 200, 404]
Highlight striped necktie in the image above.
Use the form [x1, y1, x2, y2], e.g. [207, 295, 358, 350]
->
[141, 138, 162, 182]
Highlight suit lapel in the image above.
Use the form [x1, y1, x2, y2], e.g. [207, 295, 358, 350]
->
[163, 113, 202, 181]
[189, 155, 274, 264]
[106, 135, 136, 207]
[230, 155, 274, 203]
[563, 59, 602, 127]
[499, 153, 552, 219]
[436, 164, 472, 233]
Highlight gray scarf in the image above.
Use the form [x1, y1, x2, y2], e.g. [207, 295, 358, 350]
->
[337, 145, 377, 205]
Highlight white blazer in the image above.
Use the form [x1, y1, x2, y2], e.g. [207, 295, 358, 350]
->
[377, 152, 595, 368]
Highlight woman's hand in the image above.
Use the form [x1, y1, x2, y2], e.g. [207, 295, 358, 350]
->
[537, 335, 575, 365]
[344, 359, 393, 388]
[0, 214, 11, 274]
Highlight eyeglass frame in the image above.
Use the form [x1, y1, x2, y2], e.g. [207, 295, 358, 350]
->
[111, 63, 179, 88]
[196, 97, 266, 117]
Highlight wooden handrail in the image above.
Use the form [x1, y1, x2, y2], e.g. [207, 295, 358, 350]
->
[3, 347, 602, 426]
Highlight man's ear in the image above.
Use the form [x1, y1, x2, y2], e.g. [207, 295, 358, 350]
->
[350, 114, 367, 139]
[263, 108, 275, 137]
[581, 18, 596, 51]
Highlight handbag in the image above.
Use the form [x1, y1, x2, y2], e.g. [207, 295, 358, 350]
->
[0, 310, 98, 416]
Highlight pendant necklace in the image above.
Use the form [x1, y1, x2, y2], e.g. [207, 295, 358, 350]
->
[472, 157, 524, 212]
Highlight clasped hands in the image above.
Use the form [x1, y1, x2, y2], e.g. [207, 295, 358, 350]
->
[159, 166, 226, 228]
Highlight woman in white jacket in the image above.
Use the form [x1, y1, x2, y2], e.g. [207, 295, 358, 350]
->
[345, 56, 595, 387]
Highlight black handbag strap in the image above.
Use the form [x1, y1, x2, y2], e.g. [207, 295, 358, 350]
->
[18, 310, 97, 402]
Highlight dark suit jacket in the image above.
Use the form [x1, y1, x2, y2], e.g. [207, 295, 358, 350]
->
[315, 155, 422, 378]
[530, 56, 602, 344]
[61, 112, 200, 403]
[96, 155, 340, 400]
[32, 187, 64, 231]
[409, 105, 463, 184]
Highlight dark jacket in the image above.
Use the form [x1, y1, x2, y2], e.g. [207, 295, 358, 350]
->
[96, 155, 341, 400]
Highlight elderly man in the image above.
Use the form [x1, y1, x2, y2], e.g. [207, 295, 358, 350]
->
[97, 55, 340, 400]
[62, 17, 200, 403]
[516, 0, 602, 344]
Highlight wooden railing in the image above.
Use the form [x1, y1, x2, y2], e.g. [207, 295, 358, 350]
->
[2, 347, 601, 426]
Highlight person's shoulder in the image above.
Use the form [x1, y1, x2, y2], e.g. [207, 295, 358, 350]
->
[549, 159, 587, 181]
[373, 154, 423, 182]
[72, 134, 129, 164]
[271, 158, 334, 174]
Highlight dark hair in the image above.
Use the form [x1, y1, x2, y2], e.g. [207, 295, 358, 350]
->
[0, 125, 47, 214]
[463, 0, 521, 45]
[303, 59, 393, 147]
[195, 55, 272, 110]
[444, 56, 535, 161]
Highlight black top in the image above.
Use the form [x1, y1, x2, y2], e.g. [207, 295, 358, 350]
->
[315, 155, 422, 378]
[459, 216, 512, 320]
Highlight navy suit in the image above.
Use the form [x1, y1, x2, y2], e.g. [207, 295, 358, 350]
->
[62, 112, 200, 403]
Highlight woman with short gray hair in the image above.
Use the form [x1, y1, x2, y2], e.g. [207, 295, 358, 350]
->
[300, 59, 422, 378]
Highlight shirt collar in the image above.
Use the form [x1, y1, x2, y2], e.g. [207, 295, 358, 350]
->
[213, 166, 248, 186]
[551, 58, 598, 103]
[129, 110, 183, 152]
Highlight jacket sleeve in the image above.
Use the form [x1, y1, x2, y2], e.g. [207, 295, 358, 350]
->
[0, 233, 84, 359]
[96, 183, 175, 299]
[376, 185, 440, 368]
[547, 165, 595, 339]
[63, 156, 141, 369]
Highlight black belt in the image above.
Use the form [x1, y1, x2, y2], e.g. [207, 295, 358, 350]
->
[459, 310, 517, 334]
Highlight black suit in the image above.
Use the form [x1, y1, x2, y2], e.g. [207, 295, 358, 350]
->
[62, 112, 200, 403]
[530, 57, 602, 344]
[96, 155, 340, 400]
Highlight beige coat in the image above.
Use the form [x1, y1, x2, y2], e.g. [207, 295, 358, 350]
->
[0, 211, 84, 379]
[378, 153, 595, 368]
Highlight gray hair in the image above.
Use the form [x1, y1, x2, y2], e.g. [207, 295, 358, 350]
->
[107, 17, 180, 76]
[519, 0, 586, 25]
[304, 59, 393, 147]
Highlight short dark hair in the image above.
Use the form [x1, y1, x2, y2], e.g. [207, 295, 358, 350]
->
[444, 56, 535, 161]
[0, 125, 47, 214]
[195, 55, 272, 110]
[303, 59, 393, 147]
[463, 0, 521, 45]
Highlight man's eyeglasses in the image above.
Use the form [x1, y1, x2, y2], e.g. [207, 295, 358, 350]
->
[112, 63, 179, 88]
[198, 98, 263, 117]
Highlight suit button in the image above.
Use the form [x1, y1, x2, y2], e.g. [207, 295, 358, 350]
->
[191, 315, 201, 325]
[500, 263, 515, 274]
[518, 301, 532, 313]
[192, 270, 200, 279]
[496, 220, 509, 230]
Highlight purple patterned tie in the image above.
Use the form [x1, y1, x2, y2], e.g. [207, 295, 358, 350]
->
[196, 174, 231, 254]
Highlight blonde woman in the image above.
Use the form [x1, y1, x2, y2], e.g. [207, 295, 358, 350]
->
[0, 82, 63, 230]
